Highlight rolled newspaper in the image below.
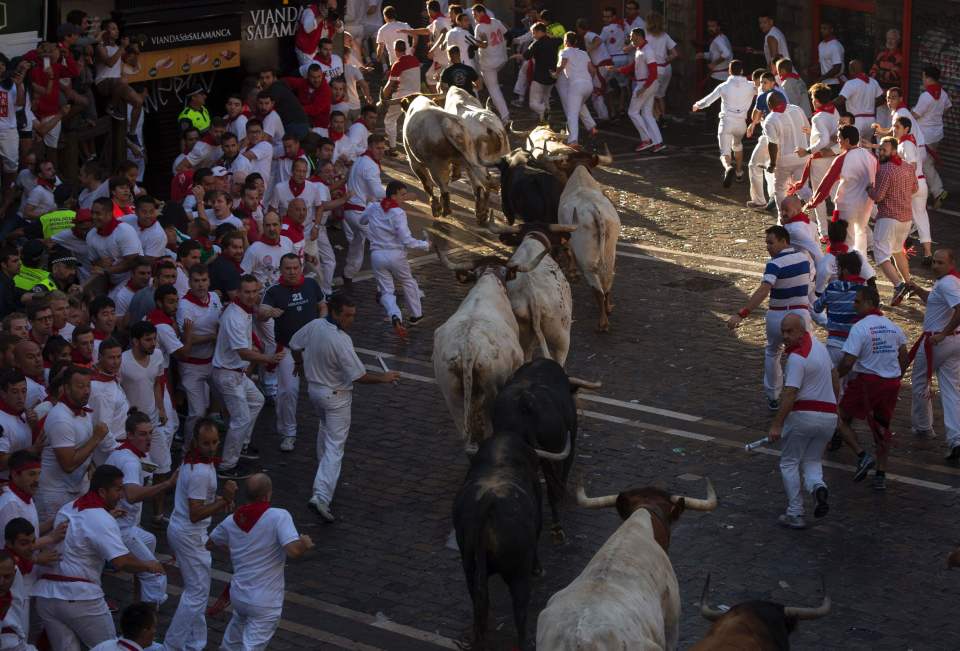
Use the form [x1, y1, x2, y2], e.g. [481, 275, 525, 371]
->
[744, 436, 770, 452]
[377, 355, 398, 385]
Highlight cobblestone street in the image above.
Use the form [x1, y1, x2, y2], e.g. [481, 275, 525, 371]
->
[137, 113, 960, 649]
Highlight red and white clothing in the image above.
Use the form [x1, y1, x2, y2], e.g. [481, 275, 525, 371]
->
[86, 220, 143, 287]
[869, 158, 918, 264]
[817, 38, 844, 86]
[244, 141, 275, 190]
[120, 215, 167, 258]
[624, 46, 661, 147]
[24, 378, 45, 412]
[275, 152, 310, 187]
[804, 104, 841, 235]
[643, 32, 677, 99]
[120, 348, 170, 474]
[260, 109, 285, 144]
[36, 402, 95, 522]
[762, 26, 790, 68]
[384, 55, 422, 148]
[839, 75, 883, 140]
[87, 371, 127, 465]
[0, 84, 19, 174]
[176, 291, 221, 446]
[108, 281, 138, 318]
[426, 15, 452, 85]
[242, 237, 295, 289]
[225, 110, 250, 142]
[344, 153, 385, 280]
[475, 17, 510, 120]
[0, 407, 32, 482]
[763, 104, 811, 217]
[294, 3, 334, 65]
[913, 84, 952, 198]
[223, 153, 254, 189]
[705, 32, 733, 81]
[693, 74, 755, 160]
[362, 200, 429, 321]
[340, 121, 371, 164]
[558, 47, 597, 145]
[809, 147, 878, 253]
[376, 21, 414, 65]
[269, 178, 328, 226]
[0, 486, 39, 545]
[185, 134, 222, 169]
[912, 274, 960, 448]
[843, 313, 907, 378]
[90, 638, 149, 650]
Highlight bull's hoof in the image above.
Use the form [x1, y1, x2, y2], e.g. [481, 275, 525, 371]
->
[606, 301, 615, 315]
[550, 527, 567, 545]
[596, 321, 610, 334]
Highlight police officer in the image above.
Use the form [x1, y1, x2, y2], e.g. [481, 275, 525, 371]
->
[178, 85, 211, 134]
[13, 241, 55, 303]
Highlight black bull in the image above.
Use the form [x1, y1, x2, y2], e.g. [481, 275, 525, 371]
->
[496, 150, 563, 226]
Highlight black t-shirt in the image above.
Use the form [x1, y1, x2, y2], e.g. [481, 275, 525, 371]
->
[524, 37, 562, 85]
[0, 273, 18, 318]
[262, 277, 325, 345]
[209, 255, 242, 302]
[269, 82, 309, 127]
[441, 64, 479, 95]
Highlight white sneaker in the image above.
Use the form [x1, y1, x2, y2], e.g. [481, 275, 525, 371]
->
[308, 496, 335, 522]
[279, 437, 295, 452]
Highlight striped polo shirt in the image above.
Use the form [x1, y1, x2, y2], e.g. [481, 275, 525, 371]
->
[763, 247, 811, 310]
[812, 278, 866, 347]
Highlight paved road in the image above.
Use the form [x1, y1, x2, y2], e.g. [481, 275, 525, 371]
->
[128, 110, 960, 649]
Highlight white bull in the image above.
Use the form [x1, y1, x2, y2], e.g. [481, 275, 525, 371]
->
[537, 479, 718, 651]
[512, 124, 613, 185]
[559, 165, 621, 332]
[443, 86, 511, 166]
[431, 244, 549, 447]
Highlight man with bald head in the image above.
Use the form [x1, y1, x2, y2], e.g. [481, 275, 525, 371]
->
[905, 249, 960, 461]
[836, 59, 884, 142]
[208, 472, 314, 649]
[13, 340, 45, 409]
[767, 313, 838, 529]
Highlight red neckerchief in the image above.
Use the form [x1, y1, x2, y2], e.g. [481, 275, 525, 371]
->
[146, 308, 174, 328]
[380, 198, 399, 211]
[117, 641, 140, 651]
[7, 480, 33, 505]
[779, 72, 801, 82]
[329, 130, 345, 142]
[316, 53, 332, 65]
[184, 290, 210, 307]
[259, 232, 280, 246]
[61, 396, 92, 417]
[96, 217, 121, 237]
[784, 213, 810, 224]
[91, 368, 118, 384]
[771, 103, 786, 113]
[280, 274, 306, 290]
[4, 546, 32, 576]
[71, 225, 86, 239]
[289, 178, 306, 197]
[283, 148, 306, 161]
[184, 448, 221, 466]
[428, 10, 441, 20]
[0, 400, 24, 422]
[70, 349, 92, 366]
[895, 101, 907, 110]
[853, 73, 869, 83]
[234, 499, 270, 532]
[226, 105, 252, 124]
[73, 490, 108, 511]
[476, 13, 492, 24]
[946, 267, 960, 281]
[112, 201, 132, 218]
[282, 216, 305, 243]
[887, 153, 903, 166]
[785, 332, 813, 358]
[235, 300, 256, 315]
[815, 102, 836, 114]
[228, 256, 244, 273]
[196, 236, 214, 257]
[200, 133, 217, 146]
[363, 150, 382, 171]
[614, 18, 627, 30]
[840, 274, 866, 283]
[36, 177, 55, 190]
[900, 134, 917, 146]
[809, 150, 850, 208]
[125, 277, 140, 291]
[92, 328, 110, 341]
[117, 439, 146, 458]
[826, 241, 848, 254]
[925, 83, 943, 101]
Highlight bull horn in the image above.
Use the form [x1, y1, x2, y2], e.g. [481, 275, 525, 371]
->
[507, 121, 532, 137]
[596, 143, 613, 165]
[784, 595, 831, 621]
[698, 573, 726, 622]
[487, 221, 521, 235]
[547, 224, 577, 233]
[508, 246, 549, 273]
[670, 478, 718, 512]
[568, 376, 601, 390]
[575, 476, 618, 509]
[534, 433, 571, 461]
[435, 241, 476, 272]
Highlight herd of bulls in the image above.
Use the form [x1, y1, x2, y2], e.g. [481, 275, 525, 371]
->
[390, 88, 832, 649]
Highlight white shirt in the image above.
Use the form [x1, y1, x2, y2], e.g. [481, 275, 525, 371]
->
[318, 54, 344, 83]
[213, 303, 254, 370]
[762, 104, 809, 167]
[209, 507, 299, 608]
[892, 107, 925, 148]
[763, 26, 790, 66]
[86, 221, 143, 287]
[583, 31, 611, 67]
[78, 181, 109, 210]
[88, 374, 127, 447]
[644, 32, 677, 66]
[912, 88, 952, 143]
[924, 274, 960, 332]
[242, 238, 294, 288]
[341, 121, 371, 163]
[703, 33, 732, 80]
[176, 293, 223, 361]
[809, 108, 840, 155]
[0, 487, 39, 541]
[244, 141, 274, 187]
[694, 74, 755, 117]
[428, 17, 452, 69]
[446, 27, 478, 69]
[842, 314, 907, 378]
[151, 320, 183, 369]
[376, 21, 413, 64]
[95, 44, 122, 82]
[186, 138, 222, 169]
[898, 138, 926, 182]
[600, 23, 626, 56]
[344, 62, 365, 110]
[818, 39, 844, 85]
[226, 114, 248, 142]
[475, 19, 508, 69]
[120, 349, 165, 423]
[288, 318, 366, 389]
[839, 76, 883, 117]
[832, 147, 878, 213]
[784, 336, 836, 406]
[260, 110, 285, 143]
[120, 215, 167, 258]
[223, 154, 253, 188]
[108, 282, 137, 317]
[104, 447, 147, 531]
[0, 411, 31, 481]
[24, 185, 56, 218]
[347, 154, 385, 206]
[24, 378, 44, 411]
[361, 203, 429, 252]
[39, 402, 94, 496]
[275, 153, 310, 187]
[783, 218, 822, 266]
[170, 460, 217, 534]
[90, 638, 148, 651]
[558, 47, 592, 83]
[389, 55, 422, 98]
[271, 179, 330, 225]
[32, 501, 128, 600]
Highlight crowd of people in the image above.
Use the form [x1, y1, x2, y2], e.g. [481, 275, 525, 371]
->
[0, 0, 953, 647]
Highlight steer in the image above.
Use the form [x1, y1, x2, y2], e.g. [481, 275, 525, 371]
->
[692, 574, 831, 650]
[443, 86, 510, 166]
[431, 245, 549, 448]
[559, 165, 621, 332]
[401, 94, 498, 224]
[512, 124, 613, 185]
[453, 426, 571, 650]
[536, 477, 718, 650]
[493, 358, 601, 544]
[497, 148, 564, 225]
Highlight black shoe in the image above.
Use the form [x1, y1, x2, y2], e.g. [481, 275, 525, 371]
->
[946, 445, 960, 462]
[827, 431, 843, 451]
[722, 167, 734, 188]
[922, 255, 934, 267]
[341, 277, 354, 291]
[218, 466, 253, 480]
[240, 444, 260, 460]
[854, 452, 876, 482]
[813, 486, 829, 518]
[890, 282, 910, 307]
[408, 315, 424, 324]
[765, 198, 777, 213]
[872, 475, 886, 491]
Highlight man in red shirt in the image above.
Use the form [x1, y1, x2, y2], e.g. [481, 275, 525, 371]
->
[25, 42, 80, 155]
[283, 64, 332, 133]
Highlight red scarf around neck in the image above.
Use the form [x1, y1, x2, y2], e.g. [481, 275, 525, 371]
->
[184, 448, 221, 466]
[70, 349, 92, 366]
[946, 267, 960, 281]
[73, 490, 108, 511]
[784, 213, 810, 225]
[785, 331, 813, 357]
[282, 217, 305, 243]
[117, 439, 147, 458]
[770, 103, 786, 113]
[852, 73, 869, 83]
[363, 150, 382, 170]
[36, 177, 56, 190]
[62, 396, 92, 417]
[97, 217, 121, 237]
[900, 133, 917, 146]
[329, 130, 345, 142]
[234, 300, 256, 316]
[234, 499, 271, 532]
[826, 241, 848, 254]
[886, 153, 903, 166]
[779, 72, 801, 82]
[184, 290, 210, 308]
[289, 178, 306, 197]
[380, 198, 399, 211]
[428, 10, 441, 20]
[146, 308, 174, 328]
[260, 232, 280, 246]
[815, 102, 836, 114]
[226, 106, 252, 124]
[840, 274, 866, 283]
[476, 13, 491, 24]
[91, 368, 118, 384]
[316, 53, 332, 65]
[280, 274, 306, 290]
[4, 546, 32, 576]
[925, 83, 943, 101]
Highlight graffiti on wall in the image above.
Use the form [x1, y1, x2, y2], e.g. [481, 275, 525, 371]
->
[142, 72, 217, 114]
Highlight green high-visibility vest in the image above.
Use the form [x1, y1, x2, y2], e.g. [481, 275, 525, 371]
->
[38, 209, 76, 239]
[178, 105, 211, 132]
[14, 265, 56, 293]
[547, 22, 566, 39]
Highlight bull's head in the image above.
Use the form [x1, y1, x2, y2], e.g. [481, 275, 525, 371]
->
[698, 574, 831, 629]
[543, 142, 614, 172]
[576, 477, 717, 551]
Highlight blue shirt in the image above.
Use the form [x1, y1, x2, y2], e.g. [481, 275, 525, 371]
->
[813, 278, 866, 347]
[763, 247, 811, 309]
[756, 89, 788, 115]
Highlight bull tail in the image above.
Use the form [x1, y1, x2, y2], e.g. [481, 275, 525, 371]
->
[572, 203, 615, 294]
[461, 349, 478, 445]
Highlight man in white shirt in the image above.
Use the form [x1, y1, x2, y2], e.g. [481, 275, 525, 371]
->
[835, 286, 908, 491]
[445, 12, 479, 71]
[894, 116, 932, 261]
[837, 60, 884, 142]
[382, 40, 422, 152]
[104, 412, 177, 608]
[212, 276, 285, 479]
[692, 60, 755, 186]
[757, 14, 789, 71]
[289, 293, 399, 522]
[255, 93, 285, 145]
[0, 370, 35, 482]
[22, 161, 59, 221]
[767, 314, 838, 529]
[343, 135, 387, 289]
[87, 338, 128, 464]
[242, 212, 294, 289]
[86, 197, 143, 289]
[109, 257, 151, 325]
[794, 84, 841, 237]
[123, 196, 167, 259]
[220, 132, 253, 193]
[176, 264, 221, 447]
[77, 163, 108, 210]
[274, 134, 308, 187]
[376, 5, 413, 66]
[905, 250, 960, 461]
[0, 451, 44, 543]
[609, 28, 661, 152]
[224, 94, 250, 142]
[472, 4, 510, 123]
[176, 118, 226, 173]
[576, 19, 612, 122]
[33, 464, 165, 650]
[697, 19, 732, 85]
[242, 119, 275, 193]
[815, 21, 844, 90]
[208, 473, 313, 648]
[120, 322, 168, 474]
[35, 366, 108, 522]
[90, 602, 160, 651]
[762, 93, 810, 219]
[913, 65, 952, 207]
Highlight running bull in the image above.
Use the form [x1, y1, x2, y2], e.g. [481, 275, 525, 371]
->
[692, 574, 831, 650]
[536, 477, 718, 650]
[511, 124, 613, 185]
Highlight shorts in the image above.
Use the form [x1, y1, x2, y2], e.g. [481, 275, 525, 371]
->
[839, 373, 900, 426]
[872, 218, 912, 264]
[41, 119, 61, 149]
[0, 129, 18, 173]
[96, 77, 122, 96]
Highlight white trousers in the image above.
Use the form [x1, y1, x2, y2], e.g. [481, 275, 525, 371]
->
[276, 351, 300, 441]
[212, 369, 264, 470]
[165, 525, 212, 651]
[748, 136, 776, 205]
[654, 64, 671, 99]
[854, 116, 875, 144]
[838, 202, 873, 254]
[911, 334, 960, 447]
[923, 137, 944, 197]
[779, 411, 836, 516]
[562, 79, 595, 144]
[529, 81, 552, 121]
[179, 361, 213, 448]
[384, 103, 403, 148]
[255, 318, 277, 400]
[342, 209, 367, 280]
[628, 83, 660, 145]
[810, 157, 835, 237]
[717, 115, 747, 160]
[372, 249, 422, 320]
[913, 177, 932, 243]
[220, 600, 283, 651]
[513, 59, 530, 97]
[311, 226, 336, 294]
[35, 597, 114, 651]
[480, 63, 509, 121]
[309, 384, 353, 503]
[591, 69, 609, 121]
[773, 162, 806, 219]
[122, 526, 167, 606]
[765, 309, 812, 400]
